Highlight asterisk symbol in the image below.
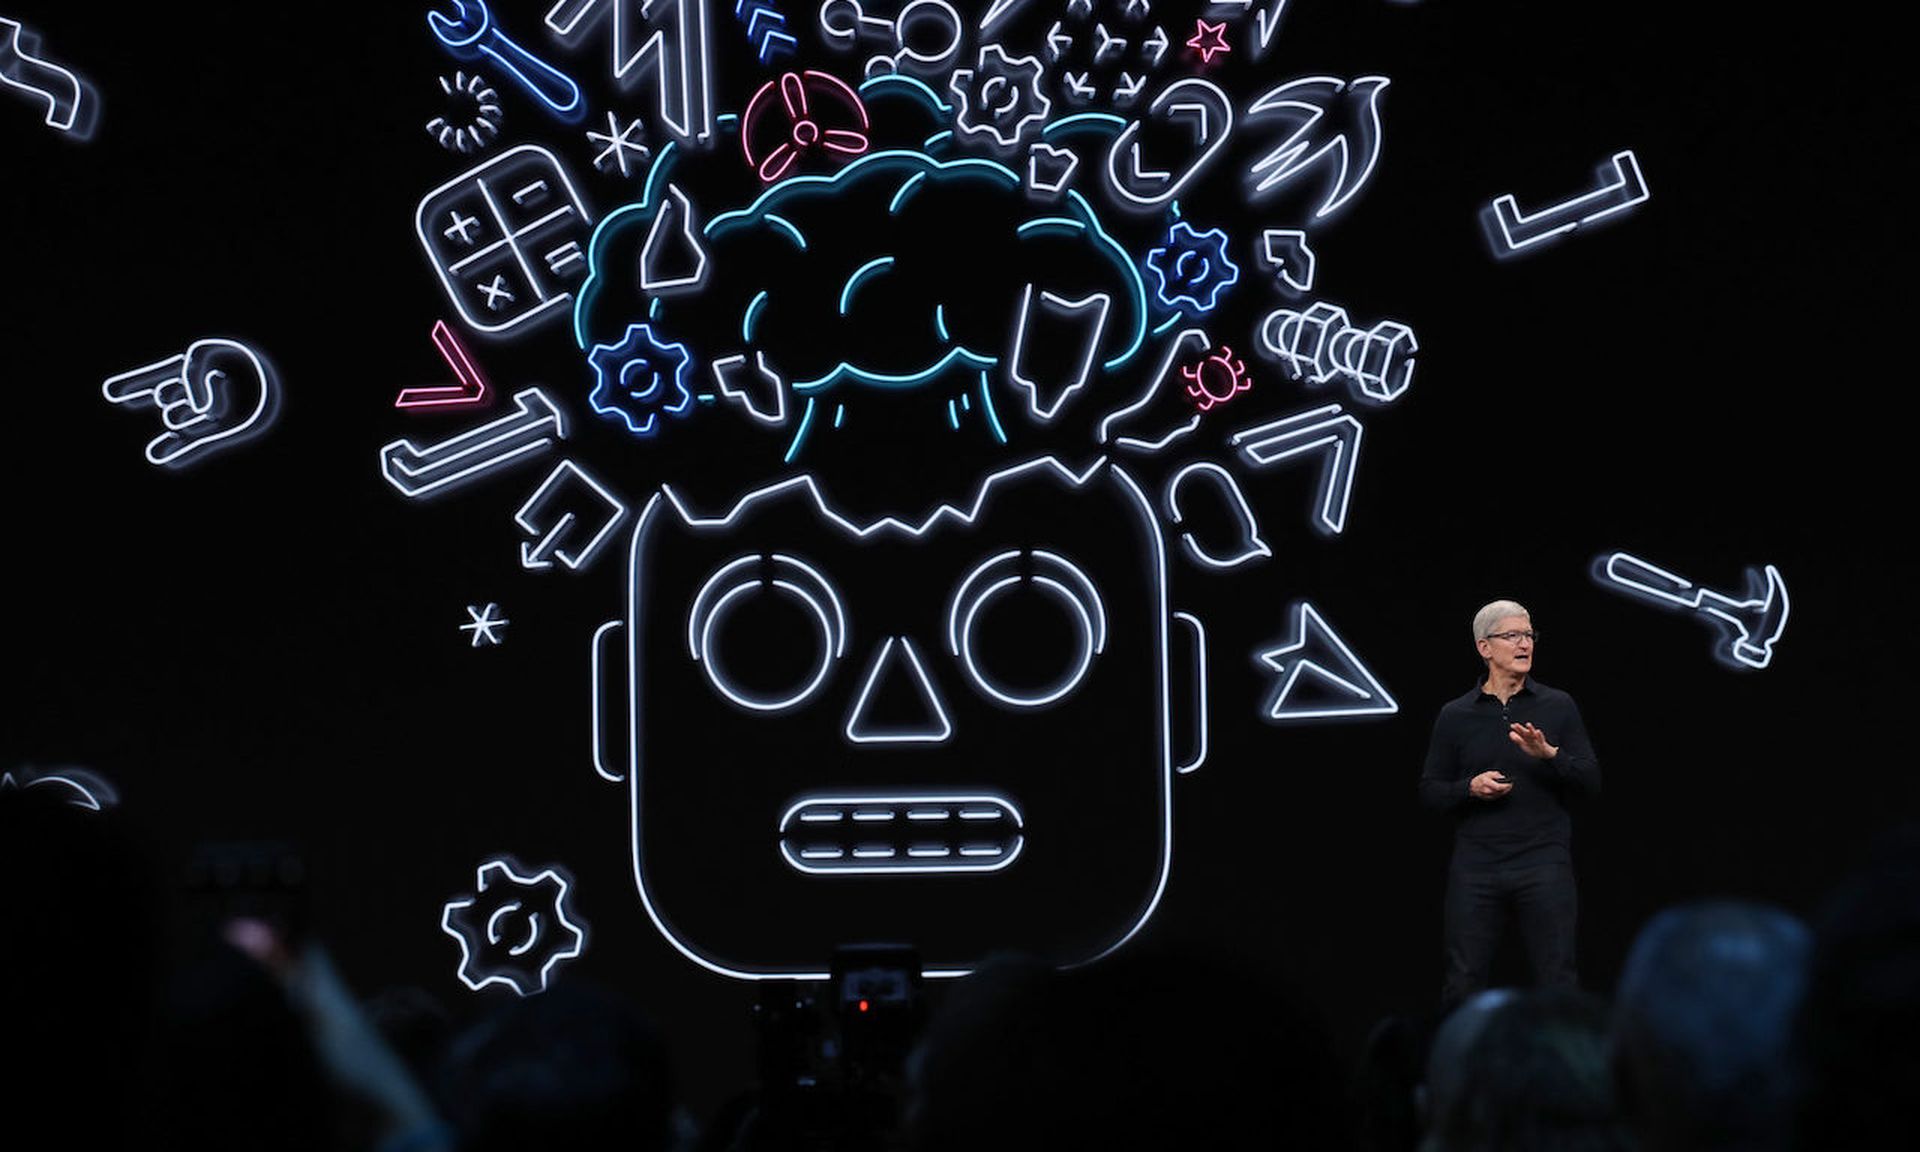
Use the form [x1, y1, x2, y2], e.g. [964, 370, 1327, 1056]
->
[1187, 19, 1231, 64]
[460, 603, 509, 647]
[586, 112, 651, 177]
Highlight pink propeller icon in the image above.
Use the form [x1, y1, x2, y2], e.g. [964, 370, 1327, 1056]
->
[743, 70, 871, 183]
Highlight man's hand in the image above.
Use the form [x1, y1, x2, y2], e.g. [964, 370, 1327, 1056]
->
[1470, 770, 1513, 799]
[1508, 722, 1559, 760]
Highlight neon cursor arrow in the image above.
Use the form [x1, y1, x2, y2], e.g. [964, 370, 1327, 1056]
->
[1255, 602, 1398, 722]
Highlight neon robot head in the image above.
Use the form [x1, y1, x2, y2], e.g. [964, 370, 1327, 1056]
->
[593, 456, 1196, 978]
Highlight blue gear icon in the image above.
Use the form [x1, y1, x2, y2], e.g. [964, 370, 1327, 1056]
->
[1146, 220, 1240, 314]
[587, 322, 695, 437]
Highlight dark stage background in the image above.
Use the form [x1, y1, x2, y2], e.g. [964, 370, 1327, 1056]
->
[6, 0, 1911, 1118]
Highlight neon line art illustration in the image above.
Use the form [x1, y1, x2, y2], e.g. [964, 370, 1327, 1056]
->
[0, 766, 118, 811]
[1180, 344, 1252, 412]
[515, 459, 630, 572]
[441, 858, 587, 995]
[948, 45, 1052, 149]
[588, 455, 1191, 979]
[1166, 461, 1269, 569]
[947, 547, 1109, 708]
[547, 0, 716, 144]
[1594, 552, 1788, 671]
[637, 183, 710, 293]
[1485, 149, 1648, 256]
[822, 0, 964, 80]
[1255, 601, 1398, 722]
[380, 387, 567, 500]
[1258, 301, 1416, 405]
[778, 794, 1023, 874]
[572, 143, 1153, 461]
[1185, 18, 1230, 64]
[587, 322, 696, 436]
[819, 0, 894, 51]
[742, 69, 870, 182]
[735, 0, 798, 63]
[1106, 77, 1234, 210]
[415, 144, 593, 335]
[1147, 219, 1240, 314]
[365, 0, 1588, 986]
[425, 70, 503, 154]
[1260, 228, 1316, 294]
[429, 0, 585, 121]
[1026, 141, 1080, 196]
[460, 602, 510, 646]
[101, 338, 280, 469]
[586, 111, 651, 175]
[1217, 0, 1290, 58]
[0, 17, 94, 138]
[845, 637, 954, 743]
[1244, 74, 1389, 220]
[1229, 403, 1363, 535]
[1098, 326, 1210, 451]
[395, 320, 491, 409]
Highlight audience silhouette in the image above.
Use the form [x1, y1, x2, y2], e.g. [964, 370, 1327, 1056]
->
[1787, 822, 1920, 1150]
[1610, 900, 1810, 1152]
[903, 943, 1354, 1151]
[8, 774, 1914, 1152]
[1419, 986, 1631, 1152]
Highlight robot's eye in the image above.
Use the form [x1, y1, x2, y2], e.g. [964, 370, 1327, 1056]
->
[689, 554, 847, 711]
[947, 549, 1106, 708]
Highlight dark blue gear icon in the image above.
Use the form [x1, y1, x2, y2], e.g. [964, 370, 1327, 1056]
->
[587, 322, 695, 437]
[1146, 220, 1240, 314]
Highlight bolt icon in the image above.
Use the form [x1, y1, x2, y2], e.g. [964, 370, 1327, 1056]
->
[1259, 301, 1417, 404]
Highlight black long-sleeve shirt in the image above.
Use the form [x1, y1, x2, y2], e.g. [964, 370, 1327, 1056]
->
[1419, 677, 1600, 871]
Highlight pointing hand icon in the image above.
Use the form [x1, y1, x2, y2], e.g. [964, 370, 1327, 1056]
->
[101, 338, 278, 467]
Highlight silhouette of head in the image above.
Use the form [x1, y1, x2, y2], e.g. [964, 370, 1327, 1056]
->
[1790, 822, 1920, 1149]
[1610, 900, 1810, 1151]
[904, 944, 1352, 1151]
[437, 978, 674, 1152]
[1420, 986, 1630, 1152]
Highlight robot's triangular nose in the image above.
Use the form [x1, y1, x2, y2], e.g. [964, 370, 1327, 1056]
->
[845, 637, 951, 744]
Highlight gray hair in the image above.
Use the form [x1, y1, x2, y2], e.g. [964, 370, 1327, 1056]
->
[1472, 600, 1530, 641]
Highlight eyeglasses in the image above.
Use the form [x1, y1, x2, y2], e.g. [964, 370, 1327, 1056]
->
[1485, 630, 1539, 644]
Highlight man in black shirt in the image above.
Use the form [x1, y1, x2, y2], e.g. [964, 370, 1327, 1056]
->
[1420, 599, 1600, 1011]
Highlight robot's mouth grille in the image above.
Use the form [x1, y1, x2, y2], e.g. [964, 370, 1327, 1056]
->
[777, 795, 1023, 875]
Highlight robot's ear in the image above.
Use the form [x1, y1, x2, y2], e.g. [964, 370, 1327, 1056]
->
[1171, 611, 1208, 775]
[590, 620, 628, 783]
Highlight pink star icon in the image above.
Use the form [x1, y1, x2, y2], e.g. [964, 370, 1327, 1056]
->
[1187, 19, 1231, 64]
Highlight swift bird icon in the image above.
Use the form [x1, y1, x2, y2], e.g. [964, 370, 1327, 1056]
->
[1244, 75, 1389, 220]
